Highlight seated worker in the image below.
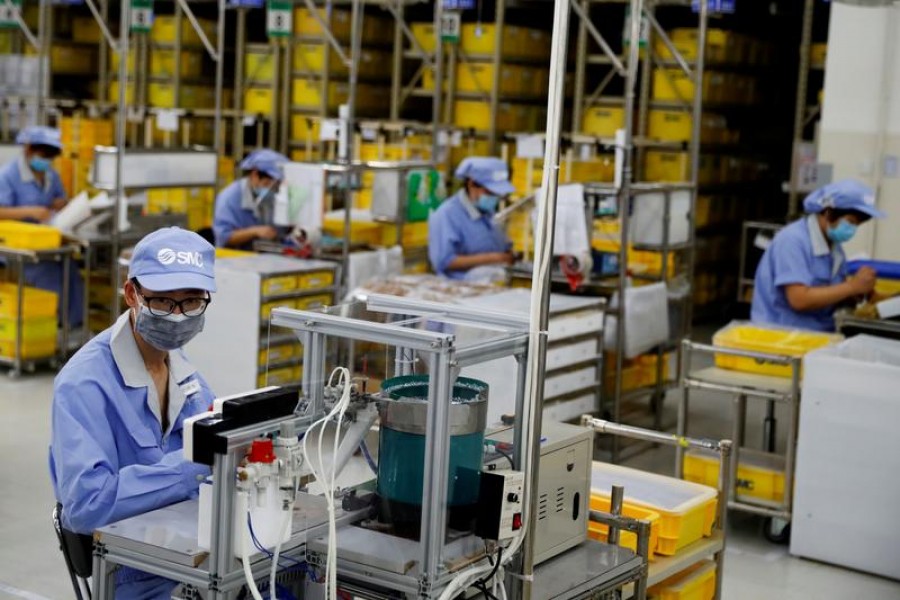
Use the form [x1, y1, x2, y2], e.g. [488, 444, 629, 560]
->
[751, 179, 884, 332]
[0, 125, 83, 327]
[50, 227, 215, 599]
[428, 156, 515, 281]
[213, 148, 292, 249]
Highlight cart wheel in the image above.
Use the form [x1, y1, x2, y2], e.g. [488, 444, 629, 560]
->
[763, 517, 791, 544]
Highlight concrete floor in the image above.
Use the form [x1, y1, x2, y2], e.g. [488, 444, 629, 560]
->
[1, 366, 899, 599]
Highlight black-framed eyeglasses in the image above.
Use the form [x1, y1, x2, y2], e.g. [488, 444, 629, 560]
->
[134, 281, 211, 317]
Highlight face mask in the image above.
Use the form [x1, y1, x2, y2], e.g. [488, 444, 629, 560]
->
[29, 157, 51, 173]
[252, 183, 275, 205]
[827, 219, 857, 244]
[476, 194, 500, 215]
[134, 304, 205, 351]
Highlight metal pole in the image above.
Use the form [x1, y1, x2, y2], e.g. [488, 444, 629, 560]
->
[487, 0, 505, 152]
[214, 0, 226, 158]
[174, 1, 183, 126]
[389, 1, 404, 121]
[233, 8, 247, 160]
[612, 0, 643, 462]
[112, 2, 130, 324]
[607, 485, 625, 546]
[431, 0, 444, 160]
[518, 0, 571, 597]
[36, 0, 48, 123]
[714, 439, 732, 600]
[571, 0, 588, 139]
[280, 39, 291, 155]
[787, 0, 815, 219]
[685, 0, 708, 330]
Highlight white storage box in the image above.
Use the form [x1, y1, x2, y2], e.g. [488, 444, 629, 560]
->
[791, 335, 900, 580]
[630, 189, 691, 246]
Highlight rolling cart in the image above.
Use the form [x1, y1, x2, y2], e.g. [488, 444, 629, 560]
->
[677, 340, 800, 543]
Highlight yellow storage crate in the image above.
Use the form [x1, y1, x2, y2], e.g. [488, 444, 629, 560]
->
[0, 221, 62, 250]
[148, 82, 177, 108]
[588, 494, 661, 560]
[456, 64, 520, 95]
[323, 217, 382, 245]
[0, 316, 58, 359]
[261, 299, 296, 320]
[151, 16, 215, 46]
[108, 80, 135, 105]
[298, 271, 335, 290]
[259, 365, 302, 388]
[712, 321, 843, 378]
[72, 16, 102, 43]
[453, 100, 496, 130]
[50, 45, 96, 74]
[648, 561, 717, 600]
[461, 24, 518, 56]
[261, 275, 299, 296]
[653, 68, 694, 102]
[151, 49, 202, 79]
[215, 248, 254, 259]
[293, 43, 349, 78]
[292, 78, 348, 111]
[295, 294, 331, 311]
[668, 28, 733, 63]
[683, 449, 785, 504]
[592, 462, 718, 557]
[293, 8, 352, 41]
[0, 283, 58, 319]
[582, 107, 625, 137]
[291, 115, 320, 141]
[244, 87, 275, 114]
[644, 151, 690, 183]
[648, 110, 692, 142]
[245, 49, 276, 83]
[411, 23, 436, 54]
[259, 343, 301, 366]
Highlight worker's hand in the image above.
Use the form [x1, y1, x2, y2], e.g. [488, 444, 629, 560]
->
[51, 198, 67, 212]
[26, 206, 53, 223]
[849, 266, 877, 296]
[489, 252, 515, 266]
[254, 225, 279, 241]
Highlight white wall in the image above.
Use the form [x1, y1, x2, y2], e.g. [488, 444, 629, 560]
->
[819, 3, 900, 260]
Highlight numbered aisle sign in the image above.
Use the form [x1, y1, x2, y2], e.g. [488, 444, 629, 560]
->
[440, 13, 461, 44]
[0, 0, 22, 29]
[130, 0, 154, 33]
[691, 0, 736, 13]
[267, 0, 292, 39]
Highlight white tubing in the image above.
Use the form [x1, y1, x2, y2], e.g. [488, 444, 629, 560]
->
[241, 492, 265, 600]
[269, 506, 293, 599]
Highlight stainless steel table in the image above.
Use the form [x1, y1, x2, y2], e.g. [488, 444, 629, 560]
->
[533, 540, 645, 600]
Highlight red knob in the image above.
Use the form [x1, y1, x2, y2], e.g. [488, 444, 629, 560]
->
[249, 439, 275, 463]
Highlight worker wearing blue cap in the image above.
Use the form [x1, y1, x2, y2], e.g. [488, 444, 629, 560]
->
[752, 179, 885, 331]
[213, 148, 293, 249]
[50, 227, 216, 599]
[428, 157, 515, 281]
[0, 125, 83, 327]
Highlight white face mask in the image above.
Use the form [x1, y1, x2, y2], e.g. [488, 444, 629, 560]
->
[133, 304, 205, 351]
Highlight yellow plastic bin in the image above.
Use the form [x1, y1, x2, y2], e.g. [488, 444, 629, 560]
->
[588, 495, 661, 561]
[0, 316, 58, 359]
[592, 462, 718, 556]
[713, 321, 843, 378]
[0, 283, 59, 319]
[0, 221, 62, 250]
[683, 449, 785, 504]
[297, 271, 335, 290]
[648, 560, 717, 600]
[261, 275, 299, 296]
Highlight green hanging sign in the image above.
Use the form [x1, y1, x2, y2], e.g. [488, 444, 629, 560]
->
[440, 12, 461, 44]
[622, 7, 649, 49]
[0, 0, 23, 30]
[267, 0, 292, 38]
[130, 0, 154, 33]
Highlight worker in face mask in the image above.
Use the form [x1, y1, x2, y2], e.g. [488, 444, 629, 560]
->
[751, 179, 885, 332]
[50, 227, 217, 600]
[213, 148, 294, 249]
[0, 126, 84, 328]
[428, 156, 516, 282]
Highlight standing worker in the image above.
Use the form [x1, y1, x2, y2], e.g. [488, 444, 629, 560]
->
[0, 125, 83, 328]
[213, 148, 293, 249]
[751, 179, 884, 332]
[50, 227, 216, 599]
[428, 157, 515, 282]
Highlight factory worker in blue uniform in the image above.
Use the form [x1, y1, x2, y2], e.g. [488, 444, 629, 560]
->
[751, 179, 883, 332]
[428, 156, 515, 281]
[0, 125, 83, 327]
[213, 148, 293, 249]
[50, 227, 216, 600]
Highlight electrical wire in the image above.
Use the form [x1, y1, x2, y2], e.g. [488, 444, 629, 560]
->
[359, 439, 377, 474]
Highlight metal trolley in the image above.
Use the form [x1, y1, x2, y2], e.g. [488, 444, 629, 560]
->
[677, 340, 801, 543]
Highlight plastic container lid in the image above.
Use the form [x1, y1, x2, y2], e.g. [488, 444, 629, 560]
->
[591, 462, 717, 514]
[847, 259, 900, 280]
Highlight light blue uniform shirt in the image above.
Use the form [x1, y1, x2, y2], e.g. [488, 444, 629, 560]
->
[49, 311, 214, 598]
[428, 190, 511, 280]
[751, 214, 847, 332]
[0, 155, 83, 326]
[212, 178, 291, 249]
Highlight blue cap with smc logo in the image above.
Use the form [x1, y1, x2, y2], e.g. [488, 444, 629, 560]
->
[128, 227, 217, 292]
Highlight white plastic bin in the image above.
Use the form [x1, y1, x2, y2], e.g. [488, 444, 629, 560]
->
[791, 335, 900, 580]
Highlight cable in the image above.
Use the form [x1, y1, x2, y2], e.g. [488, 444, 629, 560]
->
[359, 439, 377, 474]
[301, 366, 352, 600]
[492, 446, 515, 469]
